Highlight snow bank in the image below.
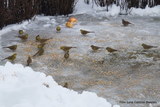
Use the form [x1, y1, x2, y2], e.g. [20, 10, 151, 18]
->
[74, 0, 120, 17]
[74, 0, 160, 17]
[0, 62, 120, 107]
[131, 5, 160, 16]
[74, 0, 94, 14]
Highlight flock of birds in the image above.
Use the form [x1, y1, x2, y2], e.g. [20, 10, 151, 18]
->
[1, 19, 158, 67]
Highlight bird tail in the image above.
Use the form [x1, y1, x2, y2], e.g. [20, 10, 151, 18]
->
[33, 49, 42, 57]
[32, 51, 39, 57]
[3, 47, 8, 48]
[153, 46, 158, 48]
[26, 63, 29, 66]
[1, 58, 6, 61]
[32, 52, 38, 57]
[44, 38, 53, 42]
[130, 22, 134, 25]
[72, 47, 76, 48]
[89, 31, 95, 33]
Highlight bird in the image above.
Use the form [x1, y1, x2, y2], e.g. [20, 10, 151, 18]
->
[37, 43, 46, 49]
[35, 35, 41, 41]
[97, 59, 105, 65]
[60, 46, 76, 52]
[15, 34, 28, 40]
[141, 43, 158, 49]
[43, 83, 49, 88]
[33, 48, 44, 57]
[56, 26, 61, 32]
[106, 47, 118, 53]
[64, 51, 69, 59]
[63, 82, 68, 88]
[122, 19, 132, 26]
[1, 53, 17, 62]
[3, 45, 17, 51]
[35, 35, 52, 43]
[19, 30, 24, 35]
[91, 45, 102, 51]
[80, 29, 94, 35]
[26, 56, 32, 66]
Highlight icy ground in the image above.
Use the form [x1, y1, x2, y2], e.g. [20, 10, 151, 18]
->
[0, 14, 160, 107]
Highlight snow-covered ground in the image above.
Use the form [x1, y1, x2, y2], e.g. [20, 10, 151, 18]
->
[0, 1, 160, 107]
[74, 0, 160, 17]
[0, 62, 119, 107]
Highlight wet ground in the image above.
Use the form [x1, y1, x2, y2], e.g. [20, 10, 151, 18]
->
[0, 14, 160, 107]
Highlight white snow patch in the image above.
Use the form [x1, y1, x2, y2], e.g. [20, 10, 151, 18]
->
[74, 0, 120, 17]
[0, 62, 120, 107]
[131, 5, 160, 16]
[43, 24, 51, 27]
[74, 0, 160, 17]
[35, 16, 51, 21]
[95, 5, 120, 17]
[74, 0, 94, 14]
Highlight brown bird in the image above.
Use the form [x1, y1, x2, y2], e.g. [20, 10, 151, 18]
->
[60, 46, 76, 52]
[80, 29, 94, 35]
[26, 56, 32, 66]
[63, 82, 68, 88]
[91, 45, 102, 51]
[106, 47, 118, 53]
[37, 43, 46, 49]
[33, 48, 44, 57]
[1, 53, 17, 62]
[3, 45, 17, 51]
[16, 34, 28, 40]
[122, 19, 132, 26]
[141, 43, 158, 49]
[64, 51, 70, 59]
[19, 30, 24, 35]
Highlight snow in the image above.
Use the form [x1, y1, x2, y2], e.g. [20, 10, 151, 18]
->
[0, 62, 120, 107]
[0, 21, 30, 36]
[131, 5, 160, 16]
[74, 0, 120, 17]
[74, 0, 160, 17]
[74, 0, 93, 14]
